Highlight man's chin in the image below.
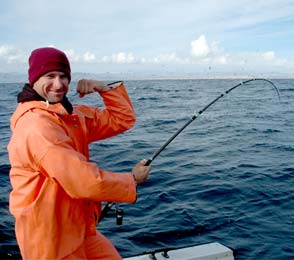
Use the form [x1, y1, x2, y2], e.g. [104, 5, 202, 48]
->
[48, 97, 64, 103]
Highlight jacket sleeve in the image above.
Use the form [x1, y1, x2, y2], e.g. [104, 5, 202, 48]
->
[21, 112, 137, 203]
[39, 143, 137, 203]
[76, 82, 136, 143]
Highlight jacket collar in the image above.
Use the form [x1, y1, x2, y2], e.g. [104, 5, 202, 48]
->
[17, 84, 73, 114]
[10, 100, 75, 131]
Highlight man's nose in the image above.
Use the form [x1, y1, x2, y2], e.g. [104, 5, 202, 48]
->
[53, 76, 64, 88]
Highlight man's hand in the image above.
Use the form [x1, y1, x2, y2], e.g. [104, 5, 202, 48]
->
[132, 159, 151, 185]
[77, 80, 122, 97]
[76, 79, 107, 97]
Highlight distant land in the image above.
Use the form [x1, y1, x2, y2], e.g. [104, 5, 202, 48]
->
[0, 71, 293, 83]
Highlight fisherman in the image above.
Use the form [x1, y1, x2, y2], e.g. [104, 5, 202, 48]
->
[7, 47, 151, 260]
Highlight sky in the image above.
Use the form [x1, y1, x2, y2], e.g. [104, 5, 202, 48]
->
[1, 0, 294, 78]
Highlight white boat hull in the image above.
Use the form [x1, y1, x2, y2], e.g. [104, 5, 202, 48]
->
[124, 242, 234, 260]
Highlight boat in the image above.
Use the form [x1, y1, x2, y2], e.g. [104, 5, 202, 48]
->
[124, 242, 234, 260]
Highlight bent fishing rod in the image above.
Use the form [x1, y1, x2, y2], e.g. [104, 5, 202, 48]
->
[100, 78, 280, 224]
[144, 78, 280, 166]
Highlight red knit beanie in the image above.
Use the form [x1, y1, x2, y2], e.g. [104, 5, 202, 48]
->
[28, 47, 71, 86]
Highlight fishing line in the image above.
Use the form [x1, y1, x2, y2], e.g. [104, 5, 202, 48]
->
[100, 78, 280, 223]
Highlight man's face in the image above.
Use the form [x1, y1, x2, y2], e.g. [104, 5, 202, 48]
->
[33, 71, 69, 103]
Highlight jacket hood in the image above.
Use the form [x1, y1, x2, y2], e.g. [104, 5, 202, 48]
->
[17, 84, 45, 103]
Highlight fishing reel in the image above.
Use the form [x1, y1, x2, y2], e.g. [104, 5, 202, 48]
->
[99, 202, 124, 225]
[115, 204, 124, 225]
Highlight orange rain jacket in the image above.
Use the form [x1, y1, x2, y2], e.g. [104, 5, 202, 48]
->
[8, 83, 137, 260]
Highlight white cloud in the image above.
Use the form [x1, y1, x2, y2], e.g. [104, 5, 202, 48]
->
[65, 49, 97, 63]
[83, 51, 96, 63]
[101, 56, 110, 63]
[111, 52, 136, 64]
[262, 51, 275, 61]
[99, 52, 137, 64]
[189, 35, 228, 65]
[152, 53, 180, 63]
[213, 55, 228, 65]
[64, 49, 80, 62]
[0, 34, 293, 76]
[191, 35, 211, 58]
[0, 46, 12, 56]
[225, 50, 290, 70]
[0, 45, 26, 63]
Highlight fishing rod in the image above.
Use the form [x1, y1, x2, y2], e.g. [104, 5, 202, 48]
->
[100, 78, 280, 224]
[144, 78, 280, 166]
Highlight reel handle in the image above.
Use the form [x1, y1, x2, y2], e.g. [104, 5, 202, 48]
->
[116, 208, 124, 225]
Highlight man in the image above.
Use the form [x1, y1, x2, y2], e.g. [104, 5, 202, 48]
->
[7, 47, 150, 259]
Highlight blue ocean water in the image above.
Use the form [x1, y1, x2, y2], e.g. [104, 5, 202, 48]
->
[0, 79, 293, 259]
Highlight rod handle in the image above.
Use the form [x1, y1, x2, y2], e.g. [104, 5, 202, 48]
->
[145, 158, 152, 166]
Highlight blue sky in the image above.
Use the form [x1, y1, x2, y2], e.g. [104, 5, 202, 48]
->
[1, 0, 294, 78]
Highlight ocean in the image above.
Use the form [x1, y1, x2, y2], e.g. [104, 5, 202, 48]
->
[0, 79, 293, 259]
